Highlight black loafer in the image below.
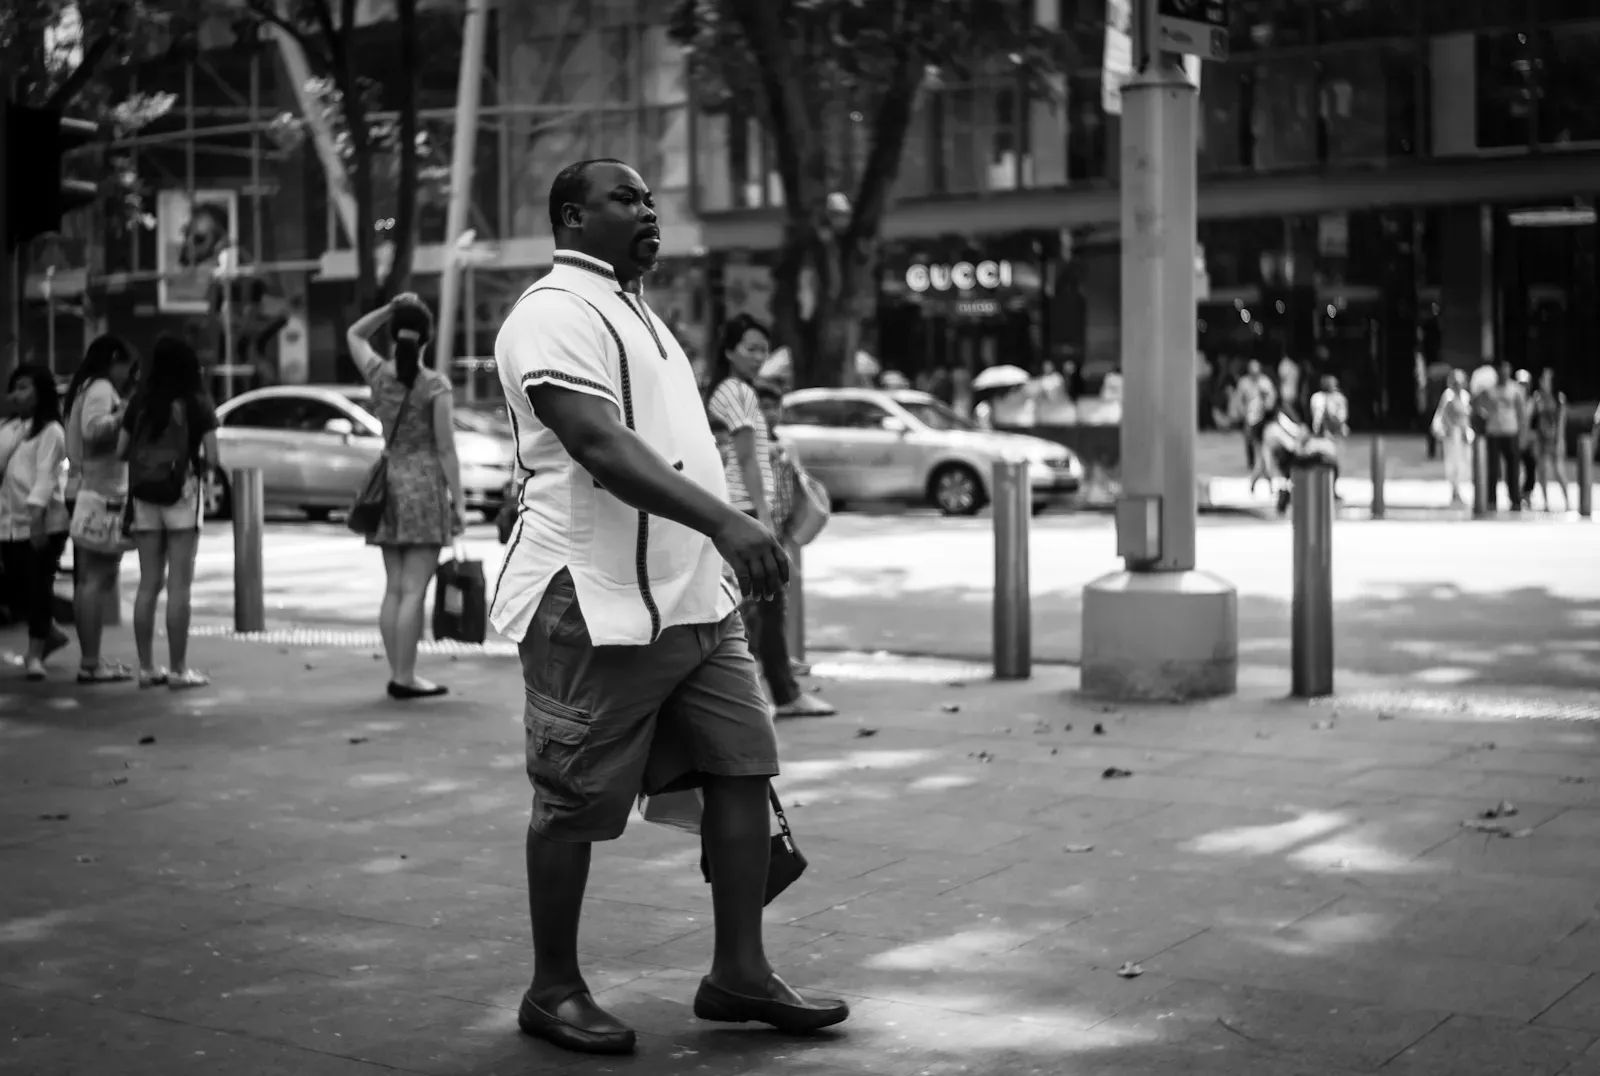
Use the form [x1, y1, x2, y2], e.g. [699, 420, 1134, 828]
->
[387, 681, 449, 700]
[517, 988, 636, 1055]
[693, 975, 850, 1033]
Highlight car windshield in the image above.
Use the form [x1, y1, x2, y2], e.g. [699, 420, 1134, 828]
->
[898, 398, 976, 432]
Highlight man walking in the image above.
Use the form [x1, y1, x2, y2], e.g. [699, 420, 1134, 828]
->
[490, 158, 848, 1056]
[1477, 361, 1526, 512]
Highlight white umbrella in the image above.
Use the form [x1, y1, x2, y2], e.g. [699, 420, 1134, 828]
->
[972, 364, 1030, 392]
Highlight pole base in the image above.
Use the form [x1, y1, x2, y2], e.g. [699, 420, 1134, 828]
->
[1081, 570, 1238, 702]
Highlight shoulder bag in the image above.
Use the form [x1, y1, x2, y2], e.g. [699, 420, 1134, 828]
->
[785, 465, 832, 547]
[346, 380, 413, 537]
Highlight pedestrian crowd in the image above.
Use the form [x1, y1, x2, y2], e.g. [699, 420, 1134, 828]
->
[0, 333, 217, 686]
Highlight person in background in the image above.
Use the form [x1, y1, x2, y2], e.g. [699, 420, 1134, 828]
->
[707, 317, 833, 718]
[1477, 362, 1526, 512]
[1512, 369, 1541, 510]
[62, 334, 138, 683]
[119, 336, 219, 690]
[346, 293, 467, 700]
[1232, 359, 1278, 493]
[755, 380, 833, 692]
[1277, 355, 1302, 423]
[1431, 369, 1475, 508]
[1309, 374, 1350, 497]
[0, 365, 72, 680]
[950, 364, 973, 417]
[1036, 360, 1066, 403]
[1527, 367, 1570, 513]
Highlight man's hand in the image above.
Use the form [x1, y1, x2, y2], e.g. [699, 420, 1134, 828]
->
[711, 510, 789, 601]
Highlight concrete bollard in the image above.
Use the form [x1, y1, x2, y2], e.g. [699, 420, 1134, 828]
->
[784, 539, 804, 663]
[992, 459, 1031, 681]
[231, 468, 265, 633]
[1580, 434, 1595, 520]
[1290, 462, 1335, 699]
[1369, 436, 1385, 519]
[1472, 436, 1489, 518]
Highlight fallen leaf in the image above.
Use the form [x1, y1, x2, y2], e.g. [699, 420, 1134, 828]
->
[138, 736, 156, 745]
[1561, 776, 1588, 785]
[854, 728, 879, 738]
[1255, 731, 1272, 739]
[1102, 767, 1133, 779]
[1479, 801, 1518, 820]
[1093, 723, 1106, 735]
[38, 813, 69, 821]
[1097, 704, 1120, 714]
[940, 703, 961, 713]
[1062, 723, 1073, 732]
[945, 680, 967, 689]
[1064, 844, 1095, 853]
[75, 854, 99, 864]
[1312, 720, 1335, 731]
[1116, 962, 1143, 978]
[1377, 711, 1396, 721]
[348, 736, 369, 745]
[969, 751, 994, 763]
[109, 777, 128, 786]
[1050, 748, 1059, 755]
[1478, 742, 1496, 751]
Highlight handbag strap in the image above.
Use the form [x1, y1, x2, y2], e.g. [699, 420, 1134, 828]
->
[768, 783, 794, 841]
[383, 379, 416, 454]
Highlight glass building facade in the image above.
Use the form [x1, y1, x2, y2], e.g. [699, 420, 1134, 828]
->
[692, 0, 1600, 426]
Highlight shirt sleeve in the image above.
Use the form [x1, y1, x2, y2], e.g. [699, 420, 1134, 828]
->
[497, 291, 620, 413]
[707, 379, 758, 435]
[83, 382, 123, 446]
[27, 424, 67, 508]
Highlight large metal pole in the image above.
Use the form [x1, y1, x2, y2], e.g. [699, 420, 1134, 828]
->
[1369, 435, 1385, 519]
[993, 459, 1032, 680]
[1118, 0, 1198, 572]
[464, 261, 477, 402]
[1472, 435, 1489, 518]
[1290, 462, 1335, 698]
[435, 0, 491, 374]
[232, 468, 265, 632]
[1579, 433, 1595, 519]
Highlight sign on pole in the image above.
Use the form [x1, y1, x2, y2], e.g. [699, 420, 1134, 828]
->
[1157, 0, 1229, 62]
[1102, 0, 1133, 115]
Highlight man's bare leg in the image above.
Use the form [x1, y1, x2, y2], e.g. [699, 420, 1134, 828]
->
[520, 827, 636, 1054]
[697, 774, 849, 1031]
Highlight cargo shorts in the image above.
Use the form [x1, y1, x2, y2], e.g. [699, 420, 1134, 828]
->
[519, 569, 780, 842]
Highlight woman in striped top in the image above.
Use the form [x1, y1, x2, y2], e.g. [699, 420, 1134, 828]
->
[706, 316, 835, 719]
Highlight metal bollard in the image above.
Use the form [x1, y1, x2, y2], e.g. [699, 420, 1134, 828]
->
[992, 459, 1031, 680]
[1369, 436, 1385, 519]
[1580, 434, 1595, 520]
[784, 539, 805, 662]
[1472, 436, 1489, 518]
[231, 468, 265, 632]
[1290, 462, 1335, 698]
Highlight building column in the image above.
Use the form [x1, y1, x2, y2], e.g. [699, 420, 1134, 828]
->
[1438, 203, 1495, 372]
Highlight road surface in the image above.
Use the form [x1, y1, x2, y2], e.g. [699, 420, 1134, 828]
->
[164, 510, 1600, 692]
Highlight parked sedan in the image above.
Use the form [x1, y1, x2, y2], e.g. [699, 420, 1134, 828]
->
[777, 388, 1082, 515]
[204, 385, 513, 520]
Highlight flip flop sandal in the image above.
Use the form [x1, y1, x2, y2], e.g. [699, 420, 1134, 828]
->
[77, 663, 133, 685]
[138, 669, 170, 689]
[168, 670, 210, 691]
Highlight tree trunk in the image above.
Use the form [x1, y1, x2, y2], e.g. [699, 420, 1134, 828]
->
[770, 217, 878, 389]
[380, 0, 419, 298]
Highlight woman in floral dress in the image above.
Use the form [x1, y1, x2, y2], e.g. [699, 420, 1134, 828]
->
[346, 294, 466, 699]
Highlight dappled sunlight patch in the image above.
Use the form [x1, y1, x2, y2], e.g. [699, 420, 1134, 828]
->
[907, 773, 981, 793]
[1186, 810, 1347, 856]
[414, 778, 472, 795]
[356, 855, 417, 875]
[1286, 834, 1423, 874]
[348, 772, 412, 789]
[0, 717, 45, 736]
[1412, 667, 1480, 685]
[781, 749, 941, 784]
[1315, 690, 1600, 723]
[1256, 910, 1394, 958]
[0, 909, 74, 943]
[865, 928, 1037, 972]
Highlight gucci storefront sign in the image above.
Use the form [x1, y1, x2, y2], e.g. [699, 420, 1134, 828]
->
[905, 259, 1014, 293]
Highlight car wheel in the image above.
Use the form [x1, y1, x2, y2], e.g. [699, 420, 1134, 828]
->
[202, 467, 232, 521]
[931, 464, 984, 516]
[303, 506, 334, 523]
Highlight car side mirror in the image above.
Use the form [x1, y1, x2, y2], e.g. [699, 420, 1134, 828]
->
[324, 417, 356, 439]
[880, 416, 908, 434]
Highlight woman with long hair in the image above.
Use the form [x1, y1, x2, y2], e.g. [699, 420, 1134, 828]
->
[1530, 367, 1570, 513]
[346, 293, 466, 699]
[118, 335, 219, 689]
[705, 314, 834, 718]
[63, 334, 138, 683]
[0, 365, 72, 679]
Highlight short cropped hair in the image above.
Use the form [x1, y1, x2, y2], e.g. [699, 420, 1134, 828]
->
[548, 158, 628, 234]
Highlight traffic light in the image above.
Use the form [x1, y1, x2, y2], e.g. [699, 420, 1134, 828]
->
[4, 102, 100, 250]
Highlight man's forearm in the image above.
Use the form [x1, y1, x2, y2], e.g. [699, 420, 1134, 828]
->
[576, 430, 735, 538]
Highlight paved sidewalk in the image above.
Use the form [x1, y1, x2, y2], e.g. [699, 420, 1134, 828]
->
[5, 630, 1600, 1075]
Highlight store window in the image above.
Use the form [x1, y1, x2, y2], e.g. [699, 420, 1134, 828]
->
[1314, 0, 1418, 42]
[1537, 25, 1600, 146]
[1424, 0, 1523, 33]
[1475, 30, 1539, 150]
[1250, 60, 1318, 170]
[1227, 0, 1312, 52]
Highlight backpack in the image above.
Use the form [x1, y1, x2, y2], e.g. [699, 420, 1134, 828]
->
[128, 399, 193, 506]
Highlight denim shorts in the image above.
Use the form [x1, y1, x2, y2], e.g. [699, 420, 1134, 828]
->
[519, 569, 780, 842]
[131, 476, 203, 534]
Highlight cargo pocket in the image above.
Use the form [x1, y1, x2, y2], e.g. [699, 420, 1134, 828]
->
[523, 688, 593, 812]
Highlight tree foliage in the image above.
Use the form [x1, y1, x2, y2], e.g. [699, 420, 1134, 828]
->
[671, 0, 1075, 386]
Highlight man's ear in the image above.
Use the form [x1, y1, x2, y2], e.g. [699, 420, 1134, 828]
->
[561, 204, 583, 230]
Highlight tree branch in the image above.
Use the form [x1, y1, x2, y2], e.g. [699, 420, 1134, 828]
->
[245, 0, 331, 69]
[849, 10, 921, 243]
[726, 0, 825, 213]
[381, 0, 419, 296]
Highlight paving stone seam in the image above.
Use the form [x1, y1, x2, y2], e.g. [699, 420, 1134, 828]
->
[1532, 970, 1600, 1030]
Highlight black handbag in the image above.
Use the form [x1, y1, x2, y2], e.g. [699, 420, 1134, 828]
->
[699, 784, 807, 906]
[432, 544, 488, 643]
[346, 382, 412, 537]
